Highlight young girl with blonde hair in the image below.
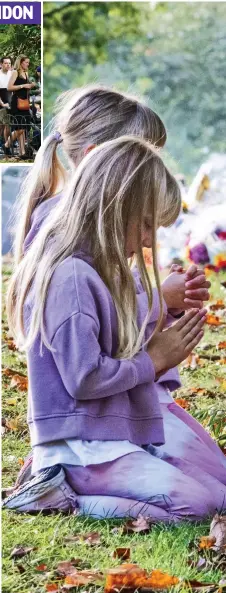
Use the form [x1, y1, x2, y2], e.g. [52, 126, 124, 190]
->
[3, 87, 226, 520]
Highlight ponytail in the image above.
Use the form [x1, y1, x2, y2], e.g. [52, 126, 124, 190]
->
[13, 133, 66, 265]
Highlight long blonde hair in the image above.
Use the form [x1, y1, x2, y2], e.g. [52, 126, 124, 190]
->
[13, 84, 166, 265]
[14, 55, 29, 76]
[7, 136, 181, 359]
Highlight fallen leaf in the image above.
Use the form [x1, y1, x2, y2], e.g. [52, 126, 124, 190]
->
[4, 337, 17, 351]
[123, 515, 153, 534]
[64, 569, 104, 588]
[112, 548, 131, 560]
[218, 342, 226, 350]
[174, 398, 190, 409]
[36, 564, 48, 572]
[210, 300, 225, 311]
[2, 367, 19, 378]
[198, 536, 216, 550]
[209, 513, 226, 550]
[105, 564, 180, 592]
[10, 374, 28, 391]
[18, 458, 24, 466]
[5, 417, 24, 432]
[206, 314, 225, 326]
[5, 398, 17, 406]
[56, 559, 84, 576]
[45, 585, 59, 592]
[185, 579, 215, 589]
[64, 531, 101, 546]
[10, 546, 36, 559]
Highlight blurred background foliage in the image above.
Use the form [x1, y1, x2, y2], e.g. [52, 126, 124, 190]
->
[0, 25, 41, 75]
[43, 2, 226, 177]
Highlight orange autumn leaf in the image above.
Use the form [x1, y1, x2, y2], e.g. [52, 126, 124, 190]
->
[209, 300, 225, 311]
[10, 374, 28, 392]
[206, 314, 224, 326]
[36, 563, 48, 571]
[198, 536, 216, 549]
[218, 342, 226, 350]
[174, 398, 190, 409]
[191, 388, 207, 396]
[45, 585, 59, 592]
[105, 564, 180, 592]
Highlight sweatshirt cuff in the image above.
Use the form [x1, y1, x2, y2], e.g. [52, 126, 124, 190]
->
[132, 350, 156, 385]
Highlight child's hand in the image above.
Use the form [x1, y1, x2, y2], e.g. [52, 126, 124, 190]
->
[184, 264, 211, 308]
[162, 264, 210, 311]
[147, 308, 206, 377]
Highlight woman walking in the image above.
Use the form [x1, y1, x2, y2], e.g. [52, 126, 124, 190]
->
[5, 55, 36, 159]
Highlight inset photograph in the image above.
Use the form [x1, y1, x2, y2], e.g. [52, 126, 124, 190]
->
[0, 24, 41, 162]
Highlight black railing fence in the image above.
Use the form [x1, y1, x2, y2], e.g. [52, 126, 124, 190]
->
[7, 113, 41, 157]
[1, 97, 41, 159]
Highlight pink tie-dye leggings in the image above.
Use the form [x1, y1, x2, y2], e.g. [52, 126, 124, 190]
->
[15, 400, 226, 521]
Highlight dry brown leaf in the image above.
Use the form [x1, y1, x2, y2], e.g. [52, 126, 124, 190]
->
[5, 417, 24, 432]
[10, 545, 36, 559]
[105, 564, 180, 592]
[123, 515, 153, 534]
[198, 536, 216, 550]
[174, 398, 190, 409]
[64, 569, 104, 588]
[209, 514, 226, 550]
[56, 559, 84, 576]
[112, 548, 131, 560]
[2, 367, 19, 378]
[191, 388, 208, 396]
[4, 337, 17, 351]
[218, 342, 226, 350]
[10, 374, 28, 392]
[210, 300, 225, 311]
[185, 579, 215, 589]
[64, 531, 101, 546]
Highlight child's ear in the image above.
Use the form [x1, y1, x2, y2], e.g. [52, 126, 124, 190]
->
[84, 144, 96, 156]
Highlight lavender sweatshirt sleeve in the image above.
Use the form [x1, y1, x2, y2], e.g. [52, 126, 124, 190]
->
[51, 311, 156, 401]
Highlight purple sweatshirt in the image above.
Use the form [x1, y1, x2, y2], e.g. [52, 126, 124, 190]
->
[24, 197, 181, 448]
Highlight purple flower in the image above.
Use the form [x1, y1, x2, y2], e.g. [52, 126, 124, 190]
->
[189, 243, 210, 264]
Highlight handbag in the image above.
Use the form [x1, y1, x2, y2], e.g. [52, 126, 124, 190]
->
[17, 97, 30, 111]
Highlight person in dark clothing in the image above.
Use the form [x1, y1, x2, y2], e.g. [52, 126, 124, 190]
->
[0, 56, 12, 144]
[5, 55, 36, 159]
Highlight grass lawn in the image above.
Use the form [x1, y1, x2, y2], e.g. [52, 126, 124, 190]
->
[1, 265, 226, 593]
